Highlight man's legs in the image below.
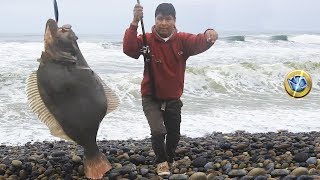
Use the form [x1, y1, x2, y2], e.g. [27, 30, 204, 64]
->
[142, 96, 167, 164]
[163, 99, 182, 163]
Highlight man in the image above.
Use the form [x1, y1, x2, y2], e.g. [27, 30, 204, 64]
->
[123, 2, 218, 176]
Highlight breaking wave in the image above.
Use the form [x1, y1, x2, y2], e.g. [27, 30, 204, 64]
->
[270, 35, 288, 41]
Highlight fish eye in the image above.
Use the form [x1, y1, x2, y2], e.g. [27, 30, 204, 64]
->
[62, 24, 72, 29]
[60, 24, 72, 32]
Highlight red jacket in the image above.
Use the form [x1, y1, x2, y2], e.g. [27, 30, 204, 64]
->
[123, 24, 213, 100]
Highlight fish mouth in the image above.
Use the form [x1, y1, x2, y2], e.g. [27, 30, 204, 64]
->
[44, 19, 59, 47]
[43, 19, 78, 63]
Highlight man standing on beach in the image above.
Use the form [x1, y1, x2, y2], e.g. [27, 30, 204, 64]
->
[123, 2, 218, 176]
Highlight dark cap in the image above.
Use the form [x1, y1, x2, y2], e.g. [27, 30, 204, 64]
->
[155, 3, 176, 19]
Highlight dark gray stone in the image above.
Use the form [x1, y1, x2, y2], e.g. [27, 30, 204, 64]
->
[254, 175, 267, 180]
[51, 151, 66, 157]
[140, 168, 149, 176]
[219, 143, 232, 150]
[169, 174, 189, 180]
[120, 164, 137, 175]
[282, 175, 297, 180]
[130, 155, 146, 165]
[192, 157, 208, 167]
[240, 175, 254, 180]
[265, 163, 274, 173]
[228, 169, 247, 177]
[109, 148, 118, 155]
[294, 153, 309, 162]
[271, 169, 290, 177]
[222, 163, 232, 173]
[297, 175, 314, 180]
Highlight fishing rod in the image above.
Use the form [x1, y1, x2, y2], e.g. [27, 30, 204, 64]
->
[136, 0, 151, 62]
[53, 0, 59, 23]
[136, 0, 156, 98]
[53, 1, 74, 33]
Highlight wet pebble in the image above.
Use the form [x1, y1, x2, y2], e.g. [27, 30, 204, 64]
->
[271, 169, 290, 177]
[290, 167, 309, 176]
[294, 153, 310, 163]
[51, 151, 66, 157]
[71, 155, 81, 163]
[169, 174, 189, 180]
[228, 169, 247, 177]
[247, 168, 266, 177]
[189, 172, 207, 180]
[11, 160, 22, 167]
[306, 157, 317, 165]
[192, 157, 208, 167]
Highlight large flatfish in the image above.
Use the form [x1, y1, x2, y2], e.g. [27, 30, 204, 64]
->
[26, 19, 119, 179]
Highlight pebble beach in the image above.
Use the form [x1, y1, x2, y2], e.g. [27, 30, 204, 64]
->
[1, 130, 320, 180]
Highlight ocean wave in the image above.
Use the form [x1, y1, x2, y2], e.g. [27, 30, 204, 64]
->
[289, 34, 320, 44]
[184, 62, 320, 97]
[218, 34, 320, 44]
[101, 42, 122, 49]
[283, 61, 320, 70]
[222, 35, 245, 42]
[1, 61, 318, 100]
[270, 35, 288, 41]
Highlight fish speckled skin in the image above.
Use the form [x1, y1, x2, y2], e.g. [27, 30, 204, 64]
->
[37, 61, 106, 152]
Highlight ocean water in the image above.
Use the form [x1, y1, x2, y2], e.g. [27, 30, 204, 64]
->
[0, 32, 320, 145]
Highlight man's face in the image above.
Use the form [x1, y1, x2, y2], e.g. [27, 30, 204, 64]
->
[155, 13, 176, 38]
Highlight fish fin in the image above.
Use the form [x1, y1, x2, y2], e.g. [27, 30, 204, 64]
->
[84, 152, 111, 179]
[102, 83, 120, 114]
[26, 71, 73, 142]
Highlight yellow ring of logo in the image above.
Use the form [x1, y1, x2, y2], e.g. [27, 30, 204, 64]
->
[284, 70, 312, 98]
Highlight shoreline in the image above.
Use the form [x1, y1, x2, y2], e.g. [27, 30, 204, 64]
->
[1, 131, 320, 179]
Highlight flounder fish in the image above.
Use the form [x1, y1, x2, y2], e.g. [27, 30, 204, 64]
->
[26, 19, 119, 179]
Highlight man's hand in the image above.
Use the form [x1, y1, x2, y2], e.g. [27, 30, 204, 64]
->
[205, 29, 218, 43]
[132, 4, 143, 26]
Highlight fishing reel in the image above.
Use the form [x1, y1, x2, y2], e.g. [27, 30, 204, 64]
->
[140, 45, 151, 62]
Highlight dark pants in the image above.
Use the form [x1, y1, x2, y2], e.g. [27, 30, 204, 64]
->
[142, 96, 183, 164]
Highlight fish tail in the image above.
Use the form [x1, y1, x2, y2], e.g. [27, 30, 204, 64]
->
[84, 152, 111, 179]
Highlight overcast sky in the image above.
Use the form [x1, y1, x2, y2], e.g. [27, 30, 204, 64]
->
[1, 0, 319, 35]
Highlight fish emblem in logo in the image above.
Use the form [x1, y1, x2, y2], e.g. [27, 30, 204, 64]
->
[284, 70, 312, 98]
[287, 76, 307, 92]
